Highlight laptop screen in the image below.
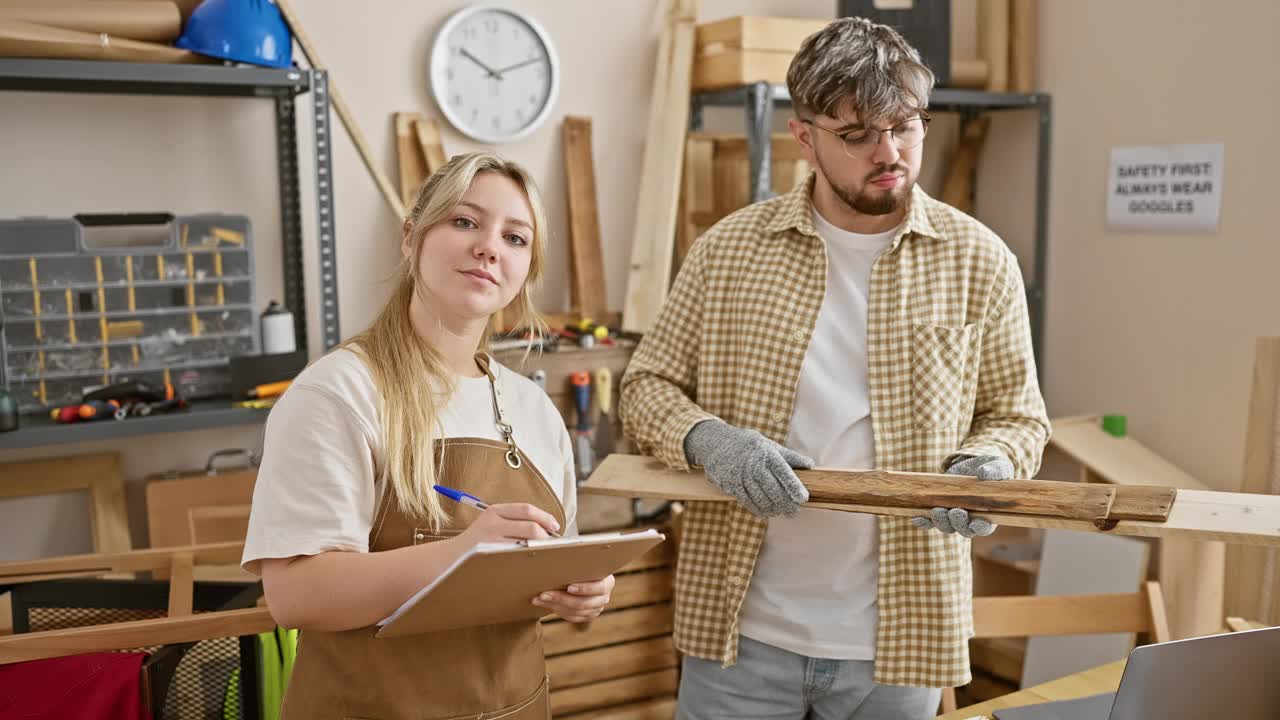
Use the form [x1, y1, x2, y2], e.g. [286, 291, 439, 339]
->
[1108, 626, 1280, 720]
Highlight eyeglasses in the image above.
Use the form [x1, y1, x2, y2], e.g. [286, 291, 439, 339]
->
[803, 114, 931, 159]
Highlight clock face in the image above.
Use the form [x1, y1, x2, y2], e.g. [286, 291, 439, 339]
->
[430, 7, 560, 144]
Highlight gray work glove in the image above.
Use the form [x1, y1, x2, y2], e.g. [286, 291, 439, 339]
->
[683, 419, 814, 518]
[910, 454, 1014, 538]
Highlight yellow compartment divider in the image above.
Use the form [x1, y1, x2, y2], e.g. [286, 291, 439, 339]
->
[126, 256, 139, 364]
[95, 257, 109, 382]
[28, 258, 46, 404]
[63, 288, 76, 344]
[215, 251, 225, 305]
[28, 258, 42, 341]
[186, 252, 199, 337]
[126, 256, 136, 310]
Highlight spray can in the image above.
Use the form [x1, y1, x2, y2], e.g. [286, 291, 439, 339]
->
[261, 300, 296, 355]
[0, 388, 19, 432]
[529, 369, 547, 392]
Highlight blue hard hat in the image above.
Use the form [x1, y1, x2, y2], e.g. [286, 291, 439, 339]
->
[175, 0, 293, 69]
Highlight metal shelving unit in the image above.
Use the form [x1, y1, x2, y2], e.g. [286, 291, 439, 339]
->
[0, 58, 339, 451]
[690, 81, 1051, 365]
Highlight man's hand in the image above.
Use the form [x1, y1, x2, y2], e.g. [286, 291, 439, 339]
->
[533, 575, 614, 623]
[911, 454, 1013, 538]
[684, 420, 814, 517]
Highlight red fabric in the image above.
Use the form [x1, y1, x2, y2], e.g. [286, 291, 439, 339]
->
[0, 652, 151, 720]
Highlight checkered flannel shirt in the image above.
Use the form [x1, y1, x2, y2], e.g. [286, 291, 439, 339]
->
[619, 176, 1050, 687]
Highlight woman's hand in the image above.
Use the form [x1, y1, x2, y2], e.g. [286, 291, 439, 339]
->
[451, 503, 561, 548]
[533, 575, 615, 623]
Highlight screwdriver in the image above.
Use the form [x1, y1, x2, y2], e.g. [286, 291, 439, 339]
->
[593, 367, 615, 457]
[570, 371, 594, 481]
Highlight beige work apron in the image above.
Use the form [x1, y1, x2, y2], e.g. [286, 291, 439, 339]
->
[281, 355, 565, 720]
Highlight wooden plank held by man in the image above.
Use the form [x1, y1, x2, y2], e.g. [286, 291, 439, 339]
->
[583, 454, 1280, 547]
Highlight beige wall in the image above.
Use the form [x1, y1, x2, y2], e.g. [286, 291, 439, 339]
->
[1, 0, 1275, 560]
[1036, 0, 1280, 492]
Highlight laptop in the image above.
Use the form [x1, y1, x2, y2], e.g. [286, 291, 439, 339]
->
[991, 626, 1280, 720]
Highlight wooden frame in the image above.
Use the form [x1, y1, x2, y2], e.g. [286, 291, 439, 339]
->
[971, 582, 1170, 642]
[941, 582, 1169, 713]
[0, 542, 272, 665]
[0, 606, 273, 664]
[584, 454, 1280, 547]
[1, 453, 131, 555]
[144, 467, 256, 582]
[1048, 414, 1227, 639]
[145, 469, 256, 548]
[0, 542, 243, 585]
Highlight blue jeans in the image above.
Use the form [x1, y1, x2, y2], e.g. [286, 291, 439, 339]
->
[676, 635, 942, 720]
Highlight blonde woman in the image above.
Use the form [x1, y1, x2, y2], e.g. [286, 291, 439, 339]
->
[241, 152, 614, 719]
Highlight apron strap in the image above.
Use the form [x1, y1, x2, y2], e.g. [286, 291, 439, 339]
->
[475, 353, 522, 470]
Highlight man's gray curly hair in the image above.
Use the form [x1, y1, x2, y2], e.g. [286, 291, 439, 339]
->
[786, 17, 935, 125]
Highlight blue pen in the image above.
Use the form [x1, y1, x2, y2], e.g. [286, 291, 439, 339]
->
[433, 484, 489, 510]
[432, 484, 561, 537]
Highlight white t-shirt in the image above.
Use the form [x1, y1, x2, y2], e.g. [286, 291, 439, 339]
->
[737, 210, 898, 659]
[241, 348, 576, 576]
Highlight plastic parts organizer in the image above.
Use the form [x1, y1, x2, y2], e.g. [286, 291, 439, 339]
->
[0, 213, 259, 413]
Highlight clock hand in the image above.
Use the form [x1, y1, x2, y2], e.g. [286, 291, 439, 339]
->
[493, 57, 544, 75]
[460, 48, 501, 79]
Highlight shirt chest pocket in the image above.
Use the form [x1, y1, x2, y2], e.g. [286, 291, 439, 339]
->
[910, 322, 981, 429]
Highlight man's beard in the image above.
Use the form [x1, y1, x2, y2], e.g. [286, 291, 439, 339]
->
[818, 157, 913, 216]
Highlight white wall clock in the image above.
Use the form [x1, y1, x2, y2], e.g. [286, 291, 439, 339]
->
[429, 6, 560, 144]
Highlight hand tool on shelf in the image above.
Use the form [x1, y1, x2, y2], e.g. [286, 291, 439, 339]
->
[246, 379, 291, 399]
[50, 399, 121, 423]
[82, 379, 174, 405]
[570, 371, 594, 481]
[593, 367, 615, 458]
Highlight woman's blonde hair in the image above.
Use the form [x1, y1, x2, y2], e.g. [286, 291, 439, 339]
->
[344, 152, 549, 528]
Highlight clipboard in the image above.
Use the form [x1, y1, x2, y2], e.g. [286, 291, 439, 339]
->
[375, 528, 666, 638]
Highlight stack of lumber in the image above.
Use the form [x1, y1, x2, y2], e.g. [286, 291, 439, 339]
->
[0, 2, 203, 64]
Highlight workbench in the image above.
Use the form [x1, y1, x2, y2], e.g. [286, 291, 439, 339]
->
[937, 659, 1126, 720]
